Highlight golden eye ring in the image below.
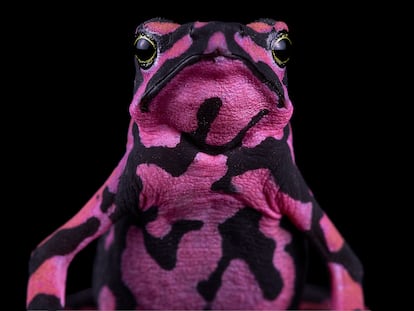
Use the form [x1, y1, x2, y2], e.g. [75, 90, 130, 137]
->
[271, 33, 292, 67]
[133, 34, 157, 69]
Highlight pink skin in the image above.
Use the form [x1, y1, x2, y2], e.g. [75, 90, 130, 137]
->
[246, 22, 274, 33]
[232, 168, 281, 220]
[329, 263, 366, 310]
[98, 286, 116, 310]
[275, 192, 312, 231]
[212, 260, 264, 308]
[247, 21, 289, 33]
[27, 259, 67, 306]
[144, 21, 180, 34]
[136, 152, 229, 213]
[204, 32, 230, 55]
[194, 21, 209, 28]
[320, 213, 345, 252]
[136, 122, 181, 148]
[104, 226, 115, 251]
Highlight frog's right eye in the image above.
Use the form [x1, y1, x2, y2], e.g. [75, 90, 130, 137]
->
[133, 34, 157, 69]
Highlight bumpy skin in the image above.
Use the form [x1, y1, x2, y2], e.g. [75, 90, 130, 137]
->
[27, 18, 365, 310]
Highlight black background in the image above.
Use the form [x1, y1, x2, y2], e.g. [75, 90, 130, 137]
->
[8, 2, 402, 310]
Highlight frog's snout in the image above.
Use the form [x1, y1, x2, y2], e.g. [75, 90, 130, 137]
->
[203, 32, 232, 57]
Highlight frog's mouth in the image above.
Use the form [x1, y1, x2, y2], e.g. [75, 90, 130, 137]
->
[139, 53, 285, 113]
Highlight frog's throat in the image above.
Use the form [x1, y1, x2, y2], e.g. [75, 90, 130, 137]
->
[139, 53, 285, 112]
[182, 106, 269, 155]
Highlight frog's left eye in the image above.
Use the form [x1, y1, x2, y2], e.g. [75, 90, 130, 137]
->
[133, 34, 157, 69]
[271, 32, 292, 67]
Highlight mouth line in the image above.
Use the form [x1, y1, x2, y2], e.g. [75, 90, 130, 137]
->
[182, 108, 269, 155]
[139, 53, 284, 112]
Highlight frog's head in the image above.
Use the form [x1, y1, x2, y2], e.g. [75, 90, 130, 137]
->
[130, 18, 294, 152]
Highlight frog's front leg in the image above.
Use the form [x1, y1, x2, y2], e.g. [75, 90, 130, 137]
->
[26, 151, 134, 310]
[275, 181, 365, 310]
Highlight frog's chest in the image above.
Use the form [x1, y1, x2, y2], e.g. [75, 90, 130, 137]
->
[137, 151, 273, 214]
[93, 153, 307, 310]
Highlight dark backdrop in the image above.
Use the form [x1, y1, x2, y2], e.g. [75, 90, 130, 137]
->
[10, 2, 398, 310]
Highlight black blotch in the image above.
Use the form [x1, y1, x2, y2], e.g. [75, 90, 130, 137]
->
[301, 284, 330, 303]
[66, 289, 95, 310]
[29, 217, 100, 275]
[27, 293, 63, 310]
[308, 202, 364, 284]
[183, 98, 269, 154]
[212, 126, 312, 201]
[190, 97, 222, 142]
[282, 70, 288, 87]
[92, 218, 137, 309]
[136, 204, 158, 226]
[132, 123, 199, 177]
[197, 207, 282, 302]
[280, 216, 308, 309]
[256, 18, 278, 26]
[331, 244, 364, 283]
[115, 157, 144, 218]
[137, 206, 203, 270]
[100, 186, 115, 213]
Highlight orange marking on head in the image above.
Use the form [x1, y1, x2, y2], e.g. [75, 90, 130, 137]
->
[145, 21, 180, 34]
[274, 21, 289, 32]
[247, 21, 274, 33]
[247, 21, 289, 33]
[194, 21, 209, 28]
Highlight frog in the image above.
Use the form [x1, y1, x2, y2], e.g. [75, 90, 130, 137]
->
[26, 17, 366, 310]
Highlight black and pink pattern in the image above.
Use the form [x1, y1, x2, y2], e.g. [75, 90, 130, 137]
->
[27, 18, 366, 310]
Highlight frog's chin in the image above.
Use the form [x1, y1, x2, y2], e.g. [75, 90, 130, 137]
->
[139, 57, 287, 150]
[139, 54, 285, 113]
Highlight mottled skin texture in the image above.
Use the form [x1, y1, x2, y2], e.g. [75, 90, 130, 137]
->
[27, 18, 366, 310]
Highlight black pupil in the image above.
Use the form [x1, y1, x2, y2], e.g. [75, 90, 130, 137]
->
[274, 38, 291, 61]
[135, 38, 154, 61]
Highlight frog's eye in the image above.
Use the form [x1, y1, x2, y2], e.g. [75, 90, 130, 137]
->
[133, 34, 157, 69]
[271, 32, 292, 67]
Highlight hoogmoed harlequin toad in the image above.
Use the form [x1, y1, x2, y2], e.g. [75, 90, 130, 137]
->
[27, 18, 366, 310]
